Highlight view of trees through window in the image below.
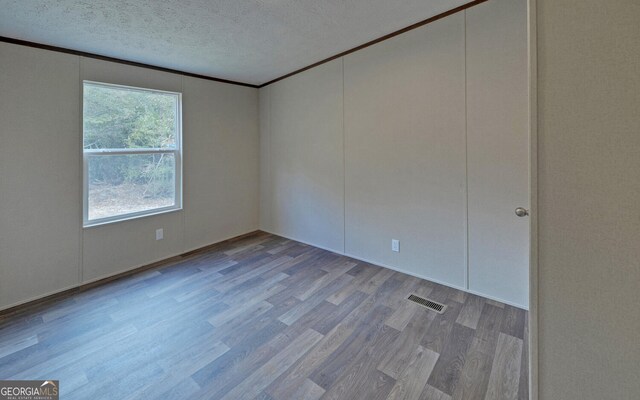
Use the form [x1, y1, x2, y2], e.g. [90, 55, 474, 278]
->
[83, 83, 181, 223]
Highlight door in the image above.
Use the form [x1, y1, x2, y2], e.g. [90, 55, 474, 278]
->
[466, 0, 530, 308]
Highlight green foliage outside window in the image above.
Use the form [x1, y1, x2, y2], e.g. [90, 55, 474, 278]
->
[83, 84, 178, 198]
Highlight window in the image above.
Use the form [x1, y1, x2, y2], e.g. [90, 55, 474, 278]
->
[83, 81, 182, 226]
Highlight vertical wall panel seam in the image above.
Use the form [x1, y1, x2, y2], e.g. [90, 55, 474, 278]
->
[342, 57, 346, 253]
[464, 10, 470, 291]
[261, 86, 266, 230]
[257, 87, 260, 228]
[181, 75, 186, 253]
[266, 86, 272, 231]
[269, 86, 272, 230]
[79, 56, 84, 284]
[267, 86, 271, 230]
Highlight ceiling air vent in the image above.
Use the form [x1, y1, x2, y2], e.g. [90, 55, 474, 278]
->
[407, 294, 446, 314]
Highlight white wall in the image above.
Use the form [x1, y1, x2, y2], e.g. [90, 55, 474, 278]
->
[259, 60, 345, 253]
[0, 42, 259, 309]
[259, 1, 529, 306]
[0, 45, 82, 308]
[343, 13, 467, 289]
[182, 76, 259, 252]
[537, 1, 640, 398]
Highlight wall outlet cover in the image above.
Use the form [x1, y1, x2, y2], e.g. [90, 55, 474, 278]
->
[156, 228, 164, 240]
[392, 239, 400, 252]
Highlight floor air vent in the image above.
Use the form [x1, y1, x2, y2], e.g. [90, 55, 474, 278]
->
[407, 294, 446, 314]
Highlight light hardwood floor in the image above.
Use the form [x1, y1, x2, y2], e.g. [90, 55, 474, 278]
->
[0, 232, 528, 399]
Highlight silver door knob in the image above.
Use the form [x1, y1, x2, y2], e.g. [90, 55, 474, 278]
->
[515, 207, 529, 217]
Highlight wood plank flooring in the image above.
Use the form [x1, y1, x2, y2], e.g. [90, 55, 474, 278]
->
[0, 232, 528, 399]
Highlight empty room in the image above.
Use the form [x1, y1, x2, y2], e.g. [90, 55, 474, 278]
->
[0, 1, 638, 399]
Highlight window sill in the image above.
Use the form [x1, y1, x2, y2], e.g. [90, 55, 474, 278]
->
[83, 206, 183, 229]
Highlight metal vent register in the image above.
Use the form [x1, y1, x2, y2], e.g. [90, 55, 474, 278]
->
[407, 294, 446, 314]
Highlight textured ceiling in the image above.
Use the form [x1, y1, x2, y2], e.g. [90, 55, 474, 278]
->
[0, 0, 469, 85]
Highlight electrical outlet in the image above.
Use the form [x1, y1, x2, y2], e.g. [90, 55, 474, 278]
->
[391, 239, 400, 252]
[156, 228, 164, 241]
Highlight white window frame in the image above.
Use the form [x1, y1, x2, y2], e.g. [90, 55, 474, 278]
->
[82, 81, 183, 227]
